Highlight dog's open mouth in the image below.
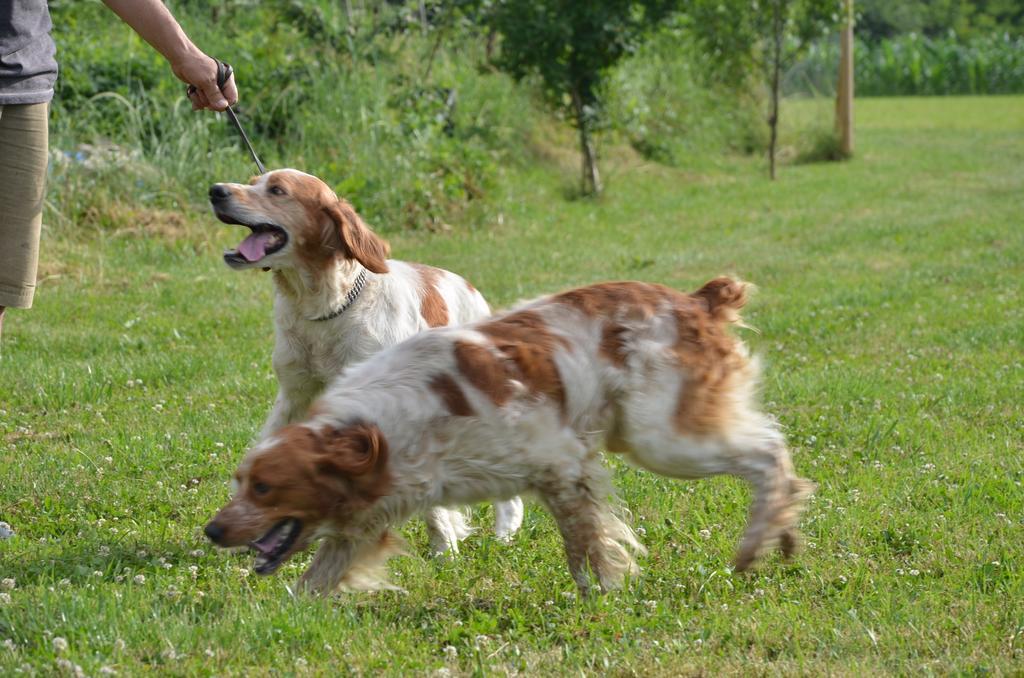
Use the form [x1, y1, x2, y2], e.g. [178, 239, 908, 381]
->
[249, 518, 302, 575]
[216, 213, 288, 266]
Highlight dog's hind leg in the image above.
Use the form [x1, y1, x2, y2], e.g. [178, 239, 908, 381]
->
[731, 437, 814, 572]
[617, 397, 812, 571]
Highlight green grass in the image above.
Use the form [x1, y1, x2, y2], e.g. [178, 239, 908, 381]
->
[2, 96, 1022, 675]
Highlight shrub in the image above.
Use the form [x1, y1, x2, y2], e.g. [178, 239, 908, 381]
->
[606, 23, 766, 165]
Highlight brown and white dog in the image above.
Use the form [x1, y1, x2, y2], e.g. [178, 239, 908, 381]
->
[204, 278, 813, 595]
[208, 168, 523, 554]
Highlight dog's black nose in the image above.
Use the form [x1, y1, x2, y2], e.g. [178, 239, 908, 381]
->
[204, 521, 225, 544]
[209, 184, 231, 201]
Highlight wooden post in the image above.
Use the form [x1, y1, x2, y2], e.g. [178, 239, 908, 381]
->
[836, 0, 854, 156]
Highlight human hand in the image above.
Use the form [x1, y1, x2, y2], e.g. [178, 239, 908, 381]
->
[174, 49, 238, 111]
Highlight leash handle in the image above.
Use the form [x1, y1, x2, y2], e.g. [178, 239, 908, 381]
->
[189, 60, 266, 175]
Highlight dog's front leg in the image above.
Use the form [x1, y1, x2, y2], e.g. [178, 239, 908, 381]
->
[298, 531, 404, 595]
[297, 538, 358, 595]
[260, 379, 322, 439]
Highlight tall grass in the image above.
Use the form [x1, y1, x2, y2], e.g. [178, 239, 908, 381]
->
[47, 0, 538, 232]
[788, 32, 1024, 96]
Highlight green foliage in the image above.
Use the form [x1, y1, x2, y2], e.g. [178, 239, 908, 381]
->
[689, 0, 842, 177]
[792, 32, 1024, 96]
[488, 0, 680, 193]
[856, 0, 1024, 43]
[607, 22, 767, 164]
[47, 0, 535, 230]
[489, 0, 677, 118]
[689, 0, 843, 85]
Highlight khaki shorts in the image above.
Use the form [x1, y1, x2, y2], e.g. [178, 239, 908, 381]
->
[0, 103, 48, 309]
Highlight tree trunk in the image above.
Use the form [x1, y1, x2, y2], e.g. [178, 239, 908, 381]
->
[835, 0, 855, 156]
[768, 1, 784, 180]
[571, 86, 602, 196]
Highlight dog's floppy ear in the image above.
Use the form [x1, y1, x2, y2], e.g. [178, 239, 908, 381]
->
[313, 423, 390, 502]
[322, 199, 390, 274]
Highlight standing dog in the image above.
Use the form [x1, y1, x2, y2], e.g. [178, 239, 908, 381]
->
[208, 168, 523, 554]
[205, 278, 813, 595]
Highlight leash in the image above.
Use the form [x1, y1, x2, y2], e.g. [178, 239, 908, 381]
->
[188, 60, 266, 174]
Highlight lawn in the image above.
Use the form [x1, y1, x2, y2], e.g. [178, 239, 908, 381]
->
[1, 96, 1022, 675]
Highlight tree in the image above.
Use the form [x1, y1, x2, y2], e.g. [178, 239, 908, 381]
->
[692, 0, 840, 179]
[488, 0, 678, 195]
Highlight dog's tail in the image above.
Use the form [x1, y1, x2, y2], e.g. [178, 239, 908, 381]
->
[694, 276, 751, 325]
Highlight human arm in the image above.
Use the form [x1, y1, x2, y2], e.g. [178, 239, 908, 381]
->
[101, 0, 237, 111]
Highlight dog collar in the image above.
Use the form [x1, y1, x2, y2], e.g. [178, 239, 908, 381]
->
[310, 268, 368, 322]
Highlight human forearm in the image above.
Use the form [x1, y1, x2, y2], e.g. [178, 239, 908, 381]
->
[102, 0, 198, 67]
[101, 0, 236, 110]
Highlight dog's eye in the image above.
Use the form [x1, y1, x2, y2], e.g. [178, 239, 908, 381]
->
[268, 185, 286, 196]
[253, 482, 271, 496]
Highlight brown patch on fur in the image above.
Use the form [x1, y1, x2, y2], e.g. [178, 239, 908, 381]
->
[670, 279, 751, 435]
[553, 279, 752, 434]
[411, 263, 450, 327]
[555, 282, 672, 367]
[476, 311, 569, 414]
[205, 423, 391, 549]
[321, 199, 390, 274]
[453, 341, 516, 407]
[554, 282, 667, 319]
[693, 276, 749, 323]
[429, 374, 475, 417]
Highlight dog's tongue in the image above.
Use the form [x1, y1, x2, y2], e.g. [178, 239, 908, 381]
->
[250, 525, 285, 555]
[238, 232, 275, 262]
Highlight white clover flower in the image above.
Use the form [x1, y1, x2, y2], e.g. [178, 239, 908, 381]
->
[699, 529, 712, 540]
[189, 549, 204, 558]
[238, 568, 250, 578]
[133, 574, 146, 585]
[442, 645, 458, 660]
[0, 593, 11, 605]
[295, 658, 308, 667]
[1, 578, 15, 590]
[53, 637, 69, 653]
[114, 639, 126, 652]
[2, 638, 15, 651]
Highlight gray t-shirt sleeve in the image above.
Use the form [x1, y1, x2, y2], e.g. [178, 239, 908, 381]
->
[0, 0, 58, 105]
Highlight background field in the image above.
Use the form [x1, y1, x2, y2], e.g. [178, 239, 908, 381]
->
[1, 93, 1022, 675]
